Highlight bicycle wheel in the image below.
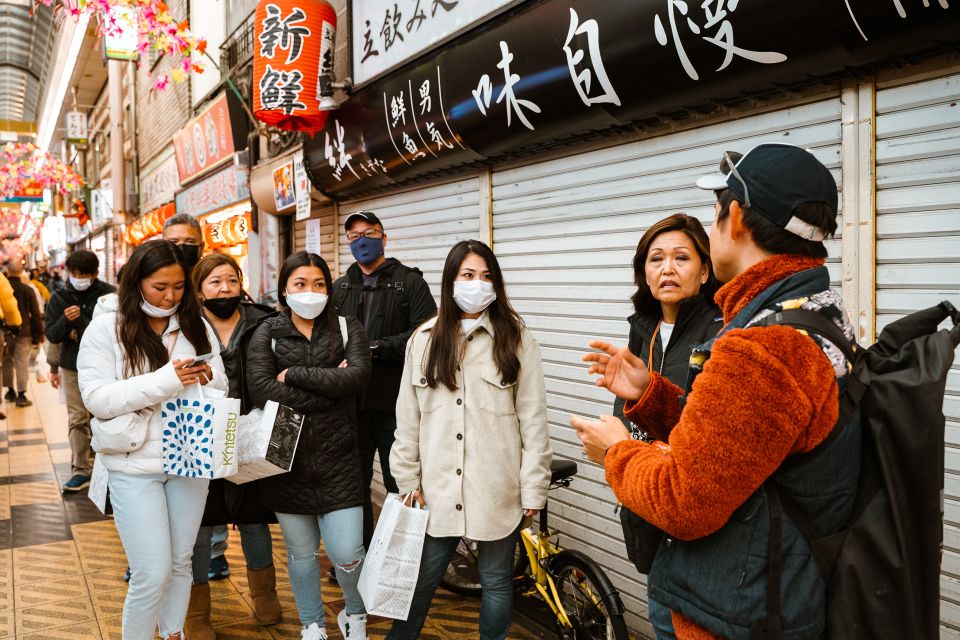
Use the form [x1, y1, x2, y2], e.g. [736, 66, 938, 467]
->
[550, 550, 628, 640]
[440, 537, 526, 597]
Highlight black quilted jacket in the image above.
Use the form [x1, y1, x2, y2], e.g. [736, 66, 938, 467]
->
[246, 311, 371, 515]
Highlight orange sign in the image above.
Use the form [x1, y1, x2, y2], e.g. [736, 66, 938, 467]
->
[173, 94, 235, 184]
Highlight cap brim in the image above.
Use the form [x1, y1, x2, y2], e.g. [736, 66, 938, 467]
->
[696, 174, 730, 191]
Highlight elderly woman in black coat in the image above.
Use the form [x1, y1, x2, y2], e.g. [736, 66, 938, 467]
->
[246, 251, 371, 640]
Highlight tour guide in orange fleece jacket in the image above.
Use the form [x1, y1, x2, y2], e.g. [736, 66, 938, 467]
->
[608, 254, 859, 640]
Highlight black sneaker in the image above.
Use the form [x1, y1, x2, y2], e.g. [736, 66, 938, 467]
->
[208, 554, 230, 580]
[62, 474, 91, 492]
[15, 394, 31, 408]
[4, 389, 15, 401]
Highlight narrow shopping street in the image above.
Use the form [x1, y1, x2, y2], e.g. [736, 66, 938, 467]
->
[0, 378, 552, 640]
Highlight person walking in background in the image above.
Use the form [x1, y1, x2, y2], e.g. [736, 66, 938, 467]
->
[246, 251, 372, 640]
[332, 211, 437, 549]
[162, 213, 204, 272]
[77, 240, 226, 640]
[4, 260, 42, 408]
[45, 250, 116, 492]
[0, 267, 21, 421]
[610, 211, 722, 637]
[184, 253, 281, 639]
[388, 240, 552, 640]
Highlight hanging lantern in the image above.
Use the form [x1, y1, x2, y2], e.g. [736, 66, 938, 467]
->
[253, 0, 336, 133]
[205, 221, 225, 249]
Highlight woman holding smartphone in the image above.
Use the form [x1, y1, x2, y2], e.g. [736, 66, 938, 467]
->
[77, 240, 226, 640]
[388, 240, 552, 640]
[246, 251, 372, 640]
[184, 253, 281, 639]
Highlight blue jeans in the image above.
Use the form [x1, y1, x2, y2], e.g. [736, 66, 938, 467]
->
[108, 471, 209, 640]
[649, 596, 677, 640]
[387, 528, 518, 640]
[275, 507, 366, 626]
[211, 524, 229, 558]
[192, 523, 274, 584]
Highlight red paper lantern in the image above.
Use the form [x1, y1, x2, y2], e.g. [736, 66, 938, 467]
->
[253, 0, 336, 132]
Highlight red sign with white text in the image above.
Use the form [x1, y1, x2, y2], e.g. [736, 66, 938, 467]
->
[173, 94, 235, 184]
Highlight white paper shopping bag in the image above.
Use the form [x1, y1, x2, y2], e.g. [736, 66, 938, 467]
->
[161, 384, 242, 479]
[228, 401, 305, 484]
[358, 494, 429, 620]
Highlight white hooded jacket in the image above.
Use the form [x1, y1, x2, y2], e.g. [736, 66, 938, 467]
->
[77, 293, 227, 474]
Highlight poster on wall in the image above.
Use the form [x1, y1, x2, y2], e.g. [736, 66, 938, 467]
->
[305, 218, 321, 255]
[273, 162, 295, 213]
[294, 152, 311, 221]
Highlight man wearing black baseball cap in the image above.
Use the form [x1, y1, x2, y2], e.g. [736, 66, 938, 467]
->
[573, 143, 859, 639]
[332, 211, 437, 553]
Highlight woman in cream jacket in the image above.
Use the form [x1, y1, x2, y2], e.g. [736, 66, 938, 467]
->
[78, 240, 226, 640]
[388, 240, 551, 640]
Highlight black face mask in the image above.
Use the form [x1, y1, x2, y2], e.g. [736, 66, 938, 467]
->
[203, 295, 243, 319]
[177, 244, 201, 270]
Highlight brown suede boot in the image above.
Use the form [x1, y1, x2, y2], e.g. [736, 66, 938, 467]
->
[184, 582, 216, 640]
[247, 565, 283, 625]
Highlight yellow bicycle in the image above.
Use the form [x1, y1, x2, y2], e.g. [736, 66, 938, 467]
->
[441, 459, 628, 640]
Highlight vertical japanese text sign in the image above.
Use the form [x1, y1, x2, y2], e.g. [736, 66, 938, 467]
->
[254, 0, 337, 132]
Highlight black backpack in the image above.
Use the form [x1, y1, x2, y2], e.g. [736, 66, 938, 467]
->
[757, 300, 960, 639]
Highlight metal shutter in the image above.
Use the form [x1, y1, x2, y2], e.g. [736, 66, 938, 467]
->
[875, 70, 960, 636]
[491, 96, 843, 635]
[339, 176, 482, 298]
[293, 205, 338, 270]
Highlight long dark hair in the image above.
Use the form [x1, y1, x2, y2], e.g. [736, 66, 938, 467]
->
[117, 240, 211, 375]
[425, 240, 524, 391]
[631, 213, 720, 319]
[277, 251, 336, 335]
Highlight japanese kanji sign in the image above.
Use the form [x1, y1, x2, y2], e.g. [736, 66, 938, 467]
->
[173, 94, 235, 184]
[351, 0, 515, 86]
[253, 0, 337, 132]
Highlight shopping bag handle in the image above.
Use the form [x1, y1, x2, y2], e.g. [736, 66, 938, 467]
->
[401, 492, 425, 510]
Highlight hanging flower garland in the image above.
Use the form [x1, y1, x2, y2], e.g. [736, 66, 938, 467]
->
[0, 143, 85, 198]
[37, 0, 207, 90]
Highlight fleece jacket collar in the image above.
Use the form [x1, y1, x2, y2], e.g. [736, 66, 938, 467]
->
[714, 255, 825, 324]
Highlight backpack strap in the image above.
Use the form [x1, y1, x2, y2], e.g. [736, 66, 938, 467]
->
[754, 308, 857, 363]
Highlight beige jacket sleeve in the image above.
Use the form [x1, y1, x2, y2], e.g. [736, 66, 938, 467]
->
[389, 333, 423, 495]
[0, 273, 20, 326]
[516, 331, 552, 510]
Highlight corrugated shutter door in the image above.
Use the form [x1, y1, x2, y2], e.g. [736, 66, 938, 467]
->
[875, 71, 960, 635]
[339, 175, 481, 299]
[293, 205, 337, 269]
[492, 96, 843, 634]
[339, 176, 481, 494]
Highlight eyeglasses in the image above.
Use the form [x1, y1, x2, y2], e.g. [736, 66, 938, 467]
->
[722, 151, 751, 209]
[347, 229, 383, 243]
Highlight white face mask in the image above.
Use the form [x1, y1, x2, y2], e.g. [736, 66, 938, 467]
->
[69, 276, 92, 291]
[285, 291, 328, 319]
[453, 280, 497, 315]
[141, 298, 179, 318]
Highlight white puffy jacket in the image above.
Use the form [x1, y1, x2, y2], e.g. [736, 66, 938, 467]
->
[77, 294, 227, 474]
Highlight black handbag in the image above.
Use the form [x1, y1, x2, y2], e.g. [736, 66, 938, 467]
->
[619, 505, 664, 574]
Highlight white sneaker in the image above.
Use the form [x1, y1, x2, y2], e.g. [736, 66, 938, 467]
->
[300, 622, 328, 640]
[337, 609, 368, 640]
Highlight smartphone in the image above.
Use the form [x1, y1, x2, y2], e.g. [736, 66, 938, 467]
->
[183, 352, 214, 368]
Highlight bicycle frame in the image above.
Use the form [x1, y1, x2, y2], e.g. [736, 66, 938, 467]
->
[519, 524, 575, 628]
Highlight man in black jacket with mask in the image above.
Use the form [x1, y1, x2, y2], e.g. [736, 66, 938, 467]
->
[162, 213, 203, 271]
[45, 250, 115, 492]
[333, 211, 437, 547]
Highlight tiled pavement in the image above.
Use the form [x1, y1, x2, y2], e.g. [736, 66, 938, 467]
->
[0, 377, 555, 639]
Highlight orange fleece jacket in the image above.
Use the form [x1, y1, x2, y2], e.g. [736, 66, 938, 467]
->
[605, 255, 841, 640]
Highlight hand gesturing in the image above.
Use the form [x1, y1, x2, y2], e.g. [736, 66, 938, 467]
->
[582, 340, 651, 402]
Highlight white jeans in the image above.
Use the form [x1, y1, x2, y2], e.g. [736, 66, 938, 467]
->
[108, 471, 209, 639]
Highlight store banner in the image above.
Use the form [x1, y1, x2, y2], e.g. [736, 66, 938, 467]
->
[140, 152, 181, 213]
[103, 5, 139, 61]
[294, 151, 311, 221]
[175, 164, 250, 218]
[1, 180, 43, 203]
[173, 94, 236, 184]
[272, 161, 295, 213]
[351, 0, 516, 86]
[66, 111, 89, 146]
[90, 189, 114, 228]
[307, 0, 959, 196]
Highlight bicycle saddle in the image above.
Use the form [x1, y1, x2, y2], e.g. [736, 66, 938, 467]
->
[550, 459, 578, 484]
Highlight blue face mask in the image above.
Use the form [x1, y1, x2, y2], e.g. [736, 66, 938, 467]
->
[350, 235, 385, 265]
